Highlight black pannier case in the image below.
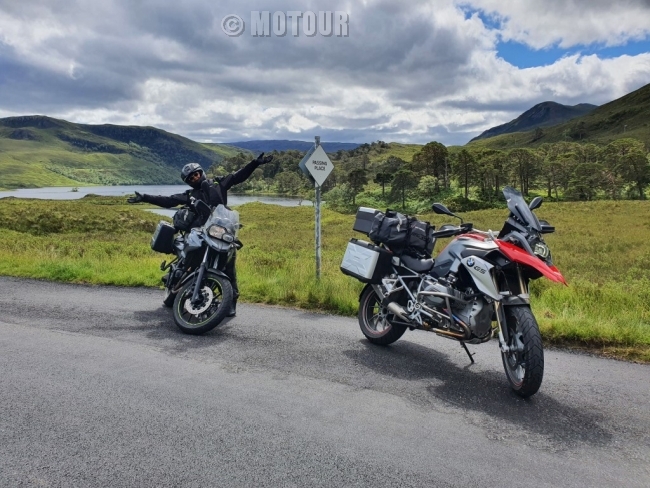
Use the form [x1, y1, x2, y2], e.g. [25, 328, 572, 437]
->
[353, 207, 380, 235]
[340, 238, 393, 284]
[151, 221, 176, 254]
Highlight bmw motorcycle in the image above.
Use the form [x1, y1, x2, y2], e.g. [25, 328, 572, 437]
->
[151, 198, 241, 335]
[341, 186, 566, 398]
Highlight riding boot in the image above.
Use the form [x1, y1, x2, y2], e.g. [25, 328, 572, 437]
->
[228, 296, 238, 317]
[226, 252, 239, 317]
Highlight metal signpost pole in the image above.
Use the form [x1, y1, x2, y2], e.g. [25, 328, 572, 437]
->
[314, 136, 321, 280]
[298, 135, 332, 280]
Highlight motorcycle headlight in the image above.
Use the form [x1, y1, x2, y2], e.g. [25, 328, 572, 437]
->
[534, 242, 550, 259]
[208, 225, 227, 239]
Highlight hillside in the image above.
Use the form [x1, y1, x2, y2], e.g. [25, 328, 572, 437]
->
[202, 143, 254, 160]
[470, 102, 597, 142]
[227, 140, 362, 153]
[0, 116, 228, 189]
[468, 82, 650, 150]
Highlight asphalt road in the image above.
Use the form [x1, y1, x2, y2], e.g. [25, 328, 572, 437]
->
[0, 276, 648, 487]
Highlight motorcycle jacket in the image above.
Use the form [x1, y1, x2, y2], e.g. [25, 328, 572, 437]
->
[140, 158, 263, 227]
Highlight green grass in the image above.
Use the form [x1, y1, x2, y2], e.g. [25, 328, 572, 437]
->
[0, 196, 648, 361]
[367, 143, 424, 163]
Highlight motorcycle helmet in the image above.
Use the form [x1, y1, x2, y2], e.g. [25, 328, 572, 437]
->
[181, 163, 206, 189]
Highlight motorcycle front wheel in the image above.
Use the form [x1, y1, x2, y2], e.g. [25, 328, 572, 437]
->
[173, 271, 233, 335]
[501, 305, 544, 398]
[359, 286, 407, 346]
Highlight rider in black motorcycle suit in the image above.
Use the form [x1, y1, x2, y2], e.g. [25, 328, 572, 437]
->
[127, 152, 274, 316]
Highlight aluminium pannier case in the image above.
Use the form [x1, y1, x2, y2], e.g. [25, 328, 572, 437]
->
[353, 207, 380, 235]
[340, 238, 393, 284]
[151, 221, 176, 254]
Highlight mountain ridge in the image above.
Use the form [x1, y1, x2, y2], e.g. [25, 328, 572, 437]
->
[466, 82, 650, 149]
[227, 140, 361, 153]
[0, 115, 241, 189]
[470, 101, 598, 142]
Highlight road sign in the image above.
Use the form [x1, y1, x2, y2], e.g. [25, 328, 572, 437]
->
[298, 145, 333, 187]
[298, 137, 334, 280]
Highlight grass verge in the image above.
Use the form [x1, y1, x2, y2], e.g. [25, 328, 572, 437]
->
[0, 196, 648, 362]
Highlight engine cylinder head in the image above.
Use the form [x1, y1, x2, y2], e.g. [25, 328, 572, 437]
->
[421, 282, 456, 308]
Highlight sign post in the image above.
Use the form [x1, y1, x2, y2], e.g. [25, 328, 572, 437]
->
[315, 140, 321, 280]
[298, 136, 334, 279]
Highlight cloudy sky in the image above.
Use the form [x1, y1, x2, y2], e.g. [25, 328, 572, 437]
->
[0, 0, 649, 146]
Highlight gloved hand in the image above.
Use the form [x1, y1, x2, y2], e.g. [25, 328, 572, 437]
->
[127, 191, 143, 204]
[254, 152, 274, 165]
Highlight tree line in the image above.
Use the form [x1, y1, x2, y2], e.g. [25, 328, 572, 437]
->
[209, 138, 650, 213]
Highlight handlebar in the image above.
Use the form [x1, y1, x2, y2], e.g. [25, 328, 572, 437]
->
[189, 197, 212, 217]
[431, 222, 473, 239]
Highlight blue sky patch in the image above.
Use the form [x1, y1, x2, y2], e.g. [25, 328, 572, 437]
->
[460, 4, 650, 68]
[497, 38, 650, 68]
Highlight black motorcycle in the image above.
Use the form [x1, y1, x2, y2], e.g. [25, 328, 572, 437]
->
[151, 198, 241, 334]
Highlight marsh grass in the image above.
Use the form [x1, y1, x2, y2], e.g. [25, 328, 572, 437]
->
[1, 197, 648, 361]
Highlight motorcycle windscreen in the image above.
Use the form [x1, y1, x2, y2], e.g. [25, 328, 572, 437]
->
[503, 186, 542, 232]
[207, 204, 240, 237]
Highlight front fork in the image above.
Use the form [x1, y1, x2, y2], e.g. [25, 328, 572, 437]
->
[494, 266, 528, 353]
[190, 247, 211, 305]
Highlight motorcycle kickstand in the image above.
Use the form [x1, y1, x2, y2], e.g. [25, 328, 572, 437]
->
[460, 341, 475, 364]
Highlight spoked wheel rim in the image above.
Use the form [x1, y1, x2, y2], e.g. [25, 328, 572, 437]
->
[503, 324, 526, 387]
[504, 350, 525, 385]
[500, 305, 544, 397]
[362, 291, 394, 337]
[176, 276, 225, 328]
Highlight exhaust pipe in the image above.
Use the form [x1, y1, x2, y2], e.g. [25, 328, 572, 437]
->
[387, 302, 410, 321]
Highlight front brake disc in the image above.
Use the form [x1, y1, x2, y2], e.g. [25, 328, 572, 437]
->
[184, 286, 214, 315]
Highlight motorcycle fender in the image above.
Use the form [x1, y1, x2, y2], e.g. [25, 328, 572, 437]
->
[460, 256, 501, 301]
[496, 239, 567, 285]
[178, 268, 231, 288]
[502, 295, 530, 306]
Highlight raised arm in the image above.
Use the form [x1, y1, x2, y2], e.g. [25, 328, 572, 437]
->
[219, 153, 274, 191]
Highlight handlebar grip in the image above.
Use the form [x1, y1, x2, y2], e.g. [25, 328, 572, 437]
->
[431, 228, 460, 238]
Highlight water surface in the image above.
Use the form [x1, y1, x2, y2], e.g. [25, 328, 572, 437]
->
[0, 185, 312, 207]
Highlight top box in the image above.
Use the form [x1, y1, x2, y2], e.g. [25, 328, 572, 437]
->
[353, 207, 380, 235]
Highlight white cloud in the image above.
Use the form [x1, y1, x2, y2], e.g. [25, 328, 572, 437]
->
[0, 0, 649, 146]
[466, 0, 650, 48]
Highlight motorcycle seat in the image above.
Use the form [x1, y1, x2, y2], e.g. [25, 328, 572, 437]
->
[400, 254, 434, 272]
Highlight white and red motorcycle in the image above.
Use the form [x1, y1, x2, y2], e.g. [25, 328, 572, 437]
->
[341, 187, 566, 398]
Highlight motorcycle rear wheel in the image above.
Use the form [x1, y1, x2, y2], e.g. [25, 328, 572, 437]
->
[173, 272, 232, 335]
[359, 286, 407, 345]
[163, 286, 176, 308]
[501, 305, 544, 398]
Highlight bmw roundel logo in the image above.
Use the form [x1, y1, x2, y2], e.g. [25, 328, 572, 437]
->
[467, 258, 475, 267]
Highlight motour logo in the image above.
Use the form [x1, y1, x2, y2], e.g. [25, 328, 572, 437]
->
[221, 11, 350, 37]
